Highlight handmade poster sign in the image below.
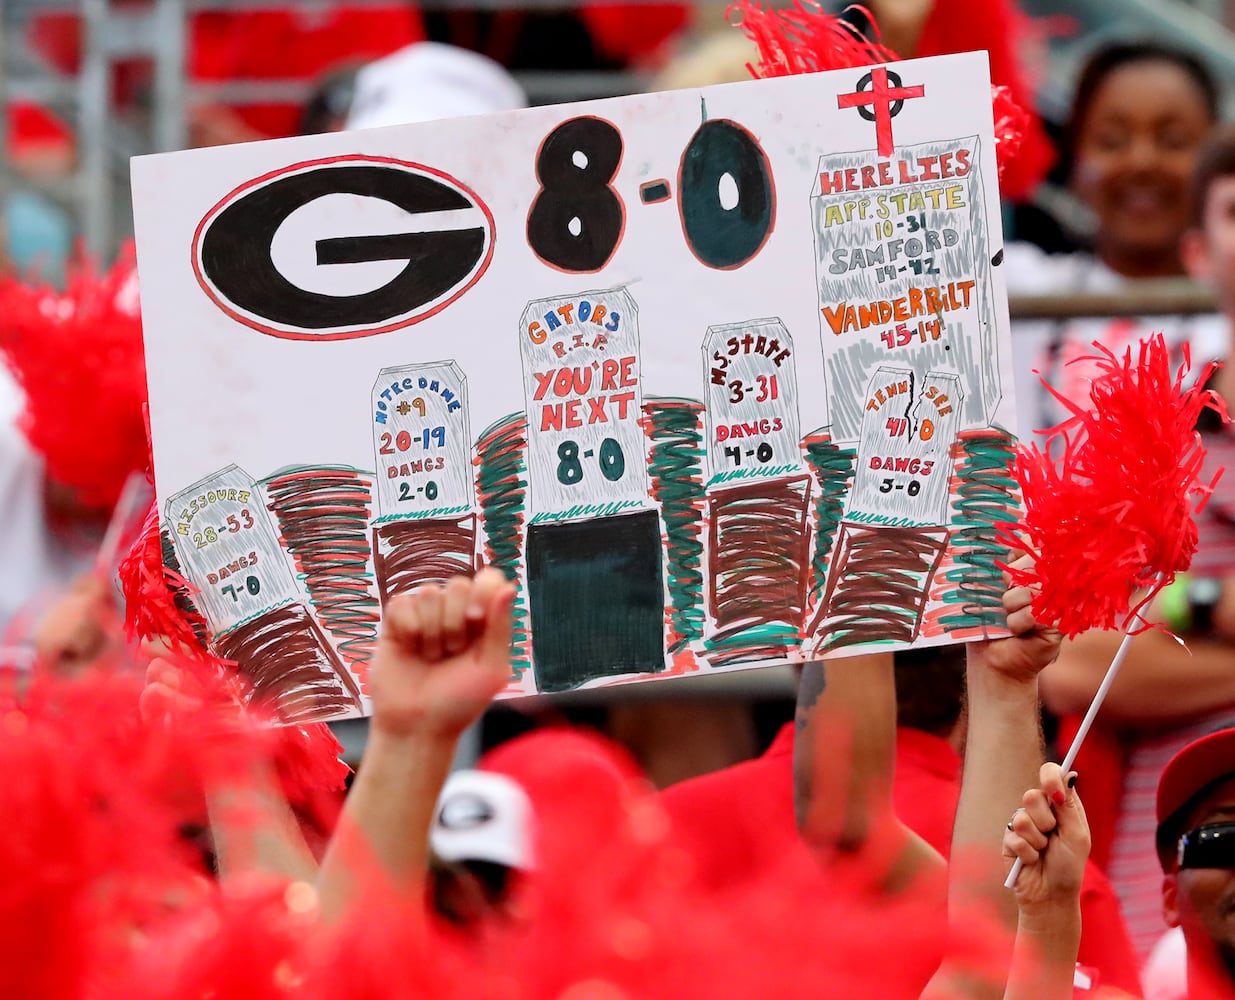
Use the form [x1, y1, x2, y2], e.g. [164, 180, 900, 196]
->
[132, 50, 1019, 721]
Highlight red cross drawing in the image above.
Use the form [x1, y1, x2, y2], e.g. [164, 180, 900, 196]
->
[837, 67, 926, 158]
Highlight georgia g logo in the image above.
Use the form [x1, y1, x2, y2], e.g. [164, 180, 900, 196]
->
[192, 155, 495, 341]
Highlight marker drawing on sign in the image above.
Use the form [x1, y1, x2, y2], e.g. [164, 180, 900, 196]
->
[526, 117, 626, 274]
[813, 137, 999, 442]
[644, 398, 706, 655]
[193, 156, 495, 341]
[837, 67, 926, 158]
[927, 427, 1019, 636]
[701, 319, 810, 663]
[677, 117, 776, 270]
[704, 477, 813, 662]
[523, 111, 777, 275]
[848, 366, 961, 526]
[167, 465, 361, 722]
[813, 522, 949, 651]
[704, 318, 802, 486]
[520, 287, 648, 521]
[214, 604, 362, 722]
[807, 126, 1004, 653]
[132, 52, 1020, 712]
[519, 286, 664, 691]
[476, 411, 532, 682]
[639, 179, 673, 205]
[808, 367, 959, 650]
[370, 362, 478, 604]
[802, 430, 856, 626]
[262, 466, 380, 687]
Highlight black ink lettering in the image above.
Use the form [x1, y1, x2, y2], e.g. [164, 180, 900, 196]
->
[678, 119, 775, 270]
[198, 161, 490, 335]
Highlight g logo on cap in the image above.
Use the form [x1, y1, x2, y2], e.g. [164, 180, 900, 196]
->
[438, 792, 498, 830]
[192, 155, 495, 341]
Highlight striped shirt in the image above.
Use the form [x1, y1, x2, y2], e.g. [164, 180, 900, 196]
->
[1004, 244, 1229, 439]
[1109, 420, 1235, 960]
[1192, 421, 1235, 578]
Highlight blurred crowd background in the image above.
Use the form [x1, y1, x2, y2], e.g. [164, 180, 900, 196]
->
[0, 0, 1232, 277]
[11, 5, 1235, 997]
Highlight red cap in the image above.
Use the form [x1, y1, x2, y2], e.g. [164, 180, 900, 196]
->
[476, 727, 659, 874]
[1156, 727, 1235, 834]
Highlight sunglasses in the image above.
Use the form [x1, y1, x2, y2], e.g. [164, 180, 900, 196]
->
[1178, 822, 1235, 870]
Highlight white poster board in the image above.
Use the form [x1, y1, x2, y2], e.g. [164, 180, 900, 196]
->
[133, 51, 1019, 721]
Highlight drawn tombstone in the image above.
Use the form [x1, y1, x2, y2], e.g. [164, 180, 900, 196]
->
[166, 464, 361, 722]
[848, 367, 962, 524]
[517, 286, 665, 692]
[811, 367, 961, 652]
[812, 137, 998, 441]
[369, 362, 477, 602]
[700, 318, 812, 663]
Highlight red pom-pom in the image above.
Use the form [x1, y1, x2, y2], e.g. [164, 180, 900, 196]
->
[145, 639, 350, 819]
[118, 499, 210, 652]
[0, 664, 350, 1000]
[990, 84, 1029, 187]
[1003, 334, 1228, 637]
[306, 729, 1007, 1000]
[119, 502, 349, 815]
[106, 879, 314, 1000]
[730, 1, 896, 78]
[0, 667, 209, 1000]
[268, 720, 349, 839]
[730, 2, 1030, 189]
[0, 668, 1019, 1000]
[0, 244, 148, 511]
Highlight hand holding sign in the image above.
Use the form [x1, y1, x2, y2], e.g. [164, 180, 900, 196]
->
[978, 555, 1062, 687]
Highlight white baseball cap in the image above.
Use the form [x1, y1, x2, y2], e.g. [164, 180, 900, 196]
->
[345, 42, 526, 131]
[430, 769, 536, 871]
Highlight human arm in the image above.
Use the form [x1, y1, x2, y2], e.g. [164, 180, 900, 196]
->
[201, 749, 321, 885]
[1001, 763, 1089, 1000]
[33, 575, 118, 676]
[140, 655, 320, 885]
[794, 652, 944, 891]
[951, 579, 1059, 928]
[315, 569, 515, 922]
[1040, 586, 1235, 727]
[922, 562, 1063, 999]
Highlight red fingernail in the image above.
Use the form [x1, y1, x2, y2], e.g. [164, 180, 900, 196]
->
[1051, 790, 1066, 805]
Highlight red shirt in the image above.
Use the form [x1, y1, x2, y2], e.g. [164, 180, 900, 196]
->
[659, 724, 947, 999]
[662, 723, 1144, 997]
[894, 726, 961, 855]
[10, 6, 425, 153]
[659, 721, 803, 891]
[188, 7, 425, 137]
[914, 0, 1054, 200]
[893, 727, 1144, 997]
